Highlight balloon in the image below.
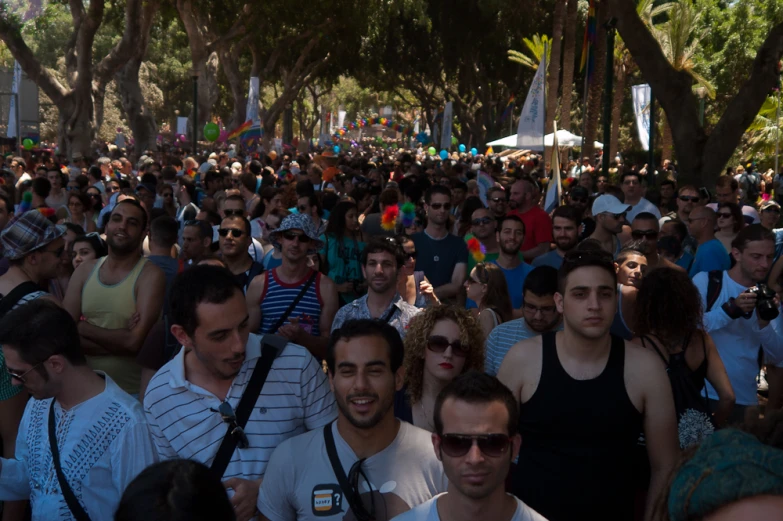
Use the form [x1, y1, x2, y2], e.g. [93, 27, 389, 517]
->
[458, 144, 466, 153]
[451, 135, 458, 145]
[218, 130, 228, 143]
[203, 122, 219, 142]
[22, 138, 33, 150]
[428, 146, 437, 156]
[470, 147, 478, 155]
[333, 145, 340, 154]
[439, 150, 448, 160]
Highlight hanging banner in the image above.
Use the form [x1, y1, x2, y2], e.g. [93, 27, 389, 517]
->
[7, 61, 20, 139]
[337, 109, 346, 129]
[545, 122, 562, 213]
[632, 84, 651, 151]
[440, 102, 453, 151]
[516, 55, 546, 150]
[246, 77, 260, 125]
[176, 117, 189, 136]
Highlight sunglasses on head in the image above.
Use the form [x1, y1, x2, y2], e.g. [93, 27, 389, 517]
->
[215, 401, 249, 449]
[438, 433, 512, 458]
[218, 228, 244, 238]
[224, 209, 244, 217]
[471, 216, 494, 226]
[631, 230, 658, 239]
[427, 335, 467, 357]
[281, 230, 311, 243]
[679, 196, 699, 203]
[430, 202, 451, 211]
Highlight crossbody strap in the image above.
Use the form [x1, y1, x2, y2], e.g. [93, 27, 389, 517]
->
[49, 402, 92, 521]
[210, 335, 285, 478]
[0, 281, 42, 316]
[268, 271, 317, 335]
[323, 421, 356, 508]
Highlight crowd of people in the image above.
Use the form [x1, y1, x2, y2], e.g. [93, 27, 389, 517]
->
[0, 143, 780, 521]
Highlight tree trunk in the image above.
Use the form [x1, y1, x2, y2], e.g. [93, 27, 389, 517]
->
[560, 0, 579, 131]
[58, 89, 95, 159]
[547, 0, 565, 133]
[218, 45, 247, 130]
[609, 68, 625, 161]
[661, 114, 673, 164]
[583, 0, 608, 160]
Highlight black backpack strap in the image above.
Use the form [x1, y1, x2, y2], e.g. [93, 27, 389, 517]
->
[245, 262, 265, 290]
[323, 421, 360, 512]
[268, 271, 317, 334]
[210, 334, 284, 478]
[705, 270, 723, 312]
[0, 281, 42, 316]
[49, 402, 92, 521]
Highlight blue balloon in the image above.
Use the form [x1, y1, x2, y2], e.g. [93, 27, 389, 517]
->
[470, 147, 478, 155]
[333, 145, 340, 154]
[458, 144, 466, 153]
[439, 150, 448, 160]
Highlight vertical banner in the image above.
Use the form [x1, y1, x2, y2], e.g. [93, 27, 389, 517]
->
[440, 101, 453, 151]
[176, 117, 189, 136]
[545, 122, 562, 213]
[337, 109, 346, 129]
[516, 55, 546, 150]
[632, 84, 651, 151]
[246, 77, 260, 125]
[7, 61, 21, 139]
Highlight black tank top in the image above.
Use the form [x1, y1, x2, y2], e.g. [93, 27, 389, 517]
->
[511, 332, 644, 521]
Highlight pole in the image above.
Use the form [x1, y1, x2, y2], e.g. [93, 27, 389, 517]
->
[648, 92, 655, 175]
[602, 20, 616, 177]
[192, 74, 198, 154]
[776, 89, 781, 176]
[13, 92, 20, 151]
[579, 46, 590, 173]
[542, 41, 548, 175]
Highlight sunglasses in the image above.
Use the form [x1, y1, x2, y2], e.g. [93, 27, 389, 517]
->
[763, 207, 781, 214]
[224, 209, 244, 217]
[717, 212, 733, 219]
[679, 196, 699, 203]
[216, 401, 249, 449]
[631, 230, 659, 239]
[570, 197, 587, 204]
[489, 197, 505, 203]
[42, 245, 65, 257]
[471, 217, 494, 226]
[611, 212, 627, 220]
[297, 206, 309, 213]
[430, 202, 452, 211]
[7, 362, 43, 384]
[66, 185, 80, 191]
[281, 231, 311, 243]
[438, 433, 512, 458]
[218, 228, 244, 238]
[405, 250, 418, 260]
[427, 335, 467, 357]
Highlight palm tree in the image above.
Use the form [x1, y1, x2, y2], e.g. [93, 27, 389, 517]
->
[508, 34, 552, 70]
[560, 0, 579, 131]
[546, 0, 566, 136]
[746, 95, 780, 159]
[651, 0, 715, 162]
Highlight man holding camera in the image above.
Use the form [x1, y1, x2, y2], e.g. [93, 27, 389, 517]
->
[693, 225, 783, 424]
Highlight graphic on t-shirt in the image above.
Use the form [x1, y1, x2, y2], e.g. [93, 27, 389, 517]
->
[311, 484, 343, 516]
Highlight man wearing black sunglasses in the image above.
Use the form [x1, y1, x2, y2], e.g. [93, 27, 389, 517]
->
[219, 215, 264, 293]
[393, 371, 545, 521]
[258, 319, 446, 521]
[467, 208, 498, 273]
[630, 213, 683, 271]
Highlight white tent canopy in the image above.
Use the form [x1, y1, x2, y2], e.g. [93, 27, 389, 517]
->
[486, 129, 604, 150]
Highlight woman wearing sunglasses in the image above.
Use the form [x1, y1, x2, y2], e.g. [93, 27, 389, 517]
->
[396, 305, 484, 431]
[464, 262, 512, 339]
[395, 235, 438, 308]
[85, 187, 103, 226]
[64, 192, 97, 233]
[158, 183, 177, 218]
[715, 202, 744, 254]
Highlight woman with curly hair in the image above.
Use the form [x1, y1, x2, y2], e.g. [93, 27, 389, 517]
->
[464, 262, 512, 338]
[394, 305, 485, 431]
[633, 267, 735, 433]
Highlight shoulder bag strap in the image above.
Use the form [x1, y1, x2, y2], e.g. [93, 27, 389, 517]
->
[641, 335, 669, 366]
[323, 421, 357, 507]
[268, 271, 317, 335]
[210, 335, 283, 478]
[49, 402, 92, 521]
[0, 281, 42, 316]
[379, 303, 398, 324]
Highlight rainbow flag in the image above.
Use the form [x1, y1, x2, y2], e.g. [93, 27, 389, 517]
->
[580, 0, 597, 80]
[498, 95, 516, 124]
[226, 120, 252, 141]
[240, 125, 263, 147]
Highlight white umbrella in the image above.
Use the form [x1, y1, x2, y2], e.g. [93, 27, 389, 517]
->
[486, 130, 603, 150]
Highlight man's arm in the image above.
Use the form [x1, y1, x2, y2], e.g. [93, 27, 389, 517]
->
[246, 275, 266, 334]
[62, 259, 95, 321]
[435, 262, 467, 299]
[0, 404, 31, 501]
[78, 263, 166, 355]
[278, 275, 337, 359]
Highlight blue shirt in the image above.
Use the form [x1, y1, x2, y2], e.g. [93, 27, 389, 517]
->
[675, 251, 694, 272]
[467, 255, 530, 309]
[689, 238, 731, 278]
[531, 249, 564, 270]
[485, 317, 563, 376]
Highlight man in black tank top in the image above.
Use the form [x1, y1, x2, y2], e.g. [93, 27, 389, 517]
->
[498, 249, 678, 521]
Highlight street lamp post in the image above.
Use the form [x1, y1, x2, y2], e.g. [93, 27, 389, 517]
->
[191, 69, 199, 154]
[695, 86, 707, 127]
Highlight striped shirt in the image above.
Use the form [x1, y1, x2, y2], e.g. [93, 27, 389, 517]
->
[143, 334, 337, 481]
[485, 317, 563, 376]
[258, 269, 323, 335]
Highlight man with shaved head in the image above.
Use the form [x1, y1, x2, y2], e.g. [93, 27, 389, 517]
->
[687, 206, 731, 277]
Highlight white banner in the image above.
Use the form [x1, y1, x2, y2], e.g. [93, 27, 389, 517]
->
[517, 53, 546, 150]
[632, 84, 651, 151]
[440, 102, 453, 151]
[382, 105, 393, 117]
[176, 117, 189, 136]
[545, 122, 562, 213]
[337, 109, 346, 129]
[7, 61, 20, 139]
[246, 77, 260, 125]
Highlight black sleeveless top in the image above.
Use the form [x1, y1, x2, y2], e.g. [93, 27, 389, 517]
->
[511, 332, 644, 521]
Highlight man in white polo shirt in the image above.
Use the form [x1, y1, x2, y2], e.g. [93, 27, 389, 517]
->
[144, 265, 337, 521]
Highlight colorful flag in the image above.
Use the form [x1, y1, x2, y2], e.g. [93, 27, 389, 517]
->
[544, 122, 562, 213]
[580, 0, 597, 79]
[498, 95, 515, 125]
[226, 120, 252, 141]
[240, 125, 263, 147]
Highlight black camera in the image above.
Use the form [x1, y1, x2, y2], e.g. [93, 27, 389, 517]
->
[748, 284, 780, 321]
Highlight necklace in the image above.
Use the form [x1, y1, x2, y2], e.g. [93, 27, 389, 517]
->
[418, 399, 435, 431]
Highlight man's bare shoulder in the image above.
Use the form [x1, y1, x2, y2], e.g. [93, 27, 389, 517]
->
[505, 335, 544, 363]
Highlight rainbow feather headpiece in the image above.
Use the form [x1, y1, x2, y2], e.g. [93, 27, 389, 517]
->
[467, 237, 486, 263]
[400, 202, 416, 227]
[381, 205, 399, 231]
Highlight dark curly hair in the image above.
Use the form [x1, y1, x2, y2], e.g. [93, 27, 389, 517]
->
[633, 267, 703, 348]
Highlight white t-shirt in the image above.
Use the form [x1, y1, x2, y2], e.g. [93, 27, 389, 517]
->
[391, 493, 548, 521]
[626, 197, 661, 222]
[257, 421, 448, 521]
